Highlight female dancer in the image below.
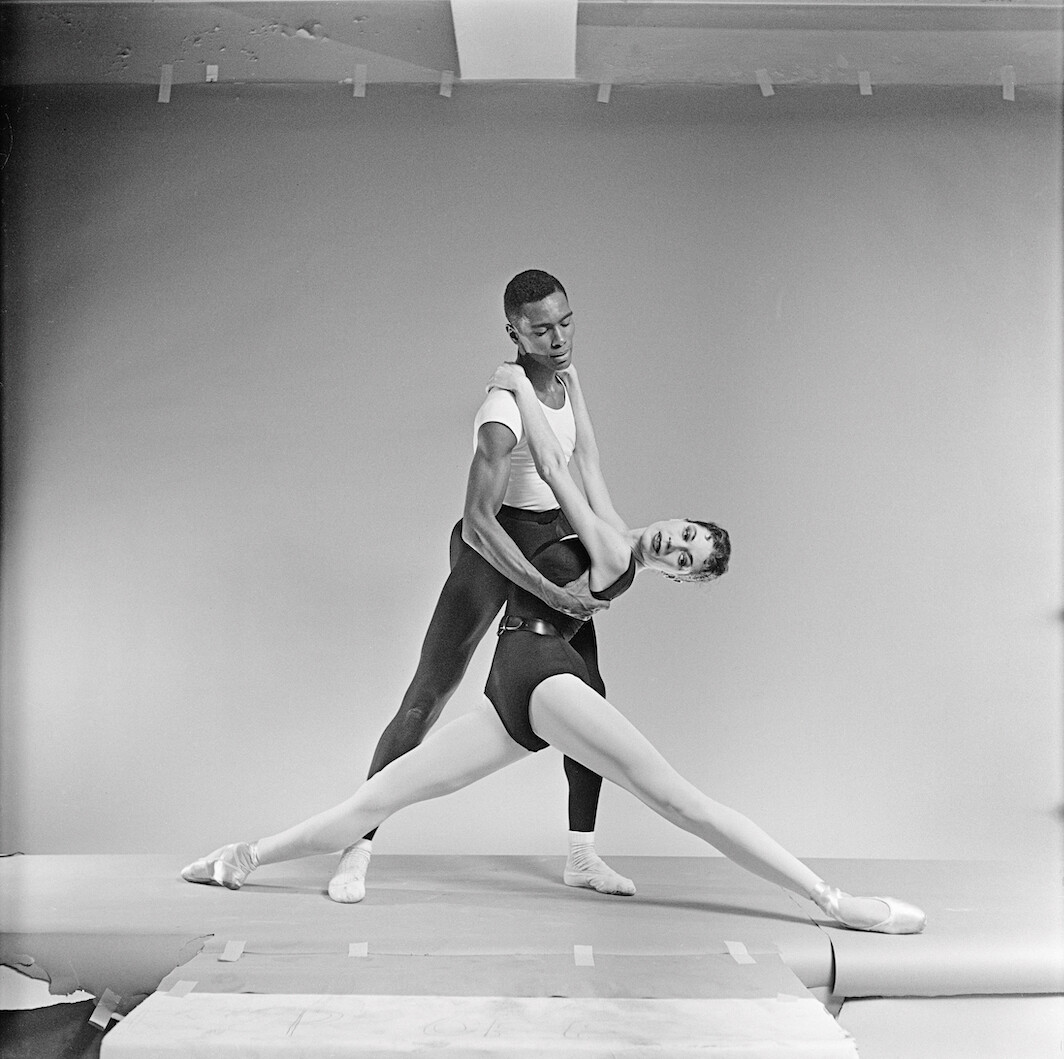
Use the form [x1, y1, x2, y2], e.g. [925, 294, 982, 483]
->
[183, 363, 925, 935]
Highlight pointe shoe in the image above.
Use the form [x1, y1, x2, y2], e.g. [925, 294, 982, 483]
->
[180, 842, 259, 890]
[812, 882, 926, 935]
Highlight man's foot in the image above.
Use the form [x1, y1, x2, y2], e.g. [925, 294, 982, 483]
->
[180, 842, 259, 890]
[328, 839, 372, 903]
[564, 841, 636, 896]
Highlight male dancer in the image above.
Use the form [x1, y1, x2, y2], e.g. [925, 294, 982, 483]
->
[328, 270, 636, 902]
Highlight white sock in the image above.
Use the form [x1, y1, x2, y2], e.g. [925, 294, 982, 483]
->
[564, 831, 636, 896]
[328, 838, 373, 904]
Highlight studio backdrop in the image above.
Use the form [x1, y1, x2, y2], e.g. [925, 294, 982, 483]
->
[1, 83, 1060, 865]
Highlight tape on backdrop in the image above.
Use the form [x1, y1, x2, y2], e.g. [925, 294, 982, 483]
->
[756, 70, 774, 97]
[725, 940, 756, 965]
[219, 940, 246, 963]
[89, 988, 121, 1029]
[597, 83, 611, 104]
[354, 64, 368, 97]
[1001, 66, 1015, 101]
[158, 64, 173, 104]
[858, 71, 872, 96]
[206, 64, 219, 83]
[167, 980, 197, 997]
[348, 942, 368, 958]
[573, 945, 595, 967]
[440, 70, 454, 97]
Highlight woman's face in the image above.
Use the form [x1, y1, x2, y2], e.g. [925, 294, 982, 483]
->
[640, 519, 719, 579]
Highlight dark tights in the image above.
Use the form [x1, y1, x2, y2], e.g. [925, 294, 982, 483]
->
[364, 510, 605, 839]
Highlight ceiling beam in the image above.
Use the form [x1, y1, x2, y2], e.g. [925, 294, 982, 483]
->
[451, 0, 577, 80]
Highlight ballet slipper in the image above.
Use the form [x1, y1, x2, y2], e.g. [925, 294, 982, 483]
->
[811, 882, 926, 935]
[563, 847, 636, 896]
[180, 842, 259, 890]
[328, 842, 372, 904]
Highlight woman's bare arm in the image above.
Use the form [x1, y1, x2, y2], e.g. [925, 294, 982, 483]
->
[488, 365, 631, 591]
[559, 365, 629, 534]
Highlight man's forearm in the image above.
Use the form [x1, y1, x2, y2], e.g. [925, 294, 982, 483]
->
[462, 508, 567, 607]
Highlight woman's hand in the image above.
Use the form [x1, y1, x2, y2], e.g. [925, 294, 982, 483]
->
[556, 364, 579, 387]
[487, 362, 530, 394]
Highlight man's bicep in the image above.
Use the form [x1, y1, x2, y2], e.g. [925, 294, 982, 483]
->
[464, 422, 517, 517]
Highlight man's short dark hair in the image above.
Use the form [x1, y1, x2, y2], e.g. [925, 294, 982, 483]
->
[503, 270, 568, 323]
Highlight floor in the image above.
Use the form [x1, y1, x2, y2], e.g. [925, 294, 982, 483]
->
[1, 854, 1061, 1056]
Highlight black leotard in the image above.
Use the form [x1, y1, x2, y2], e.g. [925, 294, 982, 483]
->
[485, 537, 636, 751]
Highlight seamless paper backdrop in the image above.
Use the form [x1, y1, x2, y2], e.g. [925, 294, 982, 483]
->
[1, 84, 1061, 865]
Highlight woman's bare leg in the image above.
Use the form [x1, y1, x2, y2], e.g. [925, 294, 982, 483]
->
[528, 675, 925, 933]
[182, 701, 529, 896]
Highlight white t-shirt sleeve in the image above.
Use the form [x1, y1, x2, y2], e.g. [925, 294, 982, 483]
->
[473, 387, 523, 449]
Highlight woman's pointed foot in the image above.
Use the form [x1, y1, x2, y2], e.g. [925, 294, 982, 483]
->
[181, 842, 259, 890]
[812, 882, 926, 934]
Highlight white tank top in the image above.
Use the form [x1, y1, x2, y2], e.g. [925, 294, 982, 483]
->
[473, 387, 576, 512]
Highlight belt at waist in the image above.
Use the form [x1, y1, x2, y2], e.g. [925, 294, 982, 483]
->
[497, 505, 562, 524]
[497, 616, 560, 637]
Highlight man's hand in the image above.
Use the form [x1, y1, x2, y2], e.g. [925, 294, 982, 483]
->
[549, 570, 610, 621]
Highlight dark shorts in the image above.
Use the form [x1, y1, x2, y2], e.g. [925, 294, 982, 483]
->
[486, 630, 587, 752]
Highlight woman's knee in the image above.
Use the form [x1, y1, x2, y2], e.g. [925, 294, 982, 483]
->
[625, 767, 706, 827]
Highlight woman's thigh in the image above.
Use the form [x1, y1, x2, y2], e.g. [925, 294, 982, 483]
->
[361, 699, 532, 812]
[528, 675, 696, 811]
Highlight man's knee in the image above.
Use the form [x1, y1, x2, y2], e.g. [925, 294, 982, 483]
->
[394, 687, 451, 732]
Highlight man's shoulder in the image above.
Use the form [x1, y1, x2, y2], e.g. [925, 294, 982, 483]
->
[477, 386, 519, 413]
[474, 387, 521, 430]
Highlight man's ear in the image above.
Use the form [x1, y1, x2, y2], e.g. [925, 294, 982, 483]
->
[506, 326, 519, 345]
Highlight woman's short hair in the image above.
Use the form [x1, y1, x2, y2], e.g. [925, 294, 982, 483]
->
[675, 520, 730, 584]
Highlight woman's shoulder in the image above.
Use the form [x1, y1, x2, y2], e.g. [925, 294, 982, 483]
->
[591, 552, 637, 601]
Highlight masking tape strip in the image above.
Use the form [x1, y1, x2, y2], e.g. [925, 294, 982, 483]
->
[354, 63, 368, 98]
[574, 945, 595, 967]
[167, 980, 197, 997]
[158, 64, 173, 104]
[206, 64, 219, 83]
[440, 70, 454, 97]
[725, 940, 756, 965]
[597, 83, 611, 104]
[89, 988, 121, 1029]
[1001, 65, 1015, 101]
[349, 942, 368, 958]
[756, 69, 774, 97]
[858, 71, 872, 96]
[219, 940, 246, 963]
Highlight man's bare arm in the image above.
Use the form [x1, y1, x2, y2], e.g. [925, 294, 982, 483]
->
[462, 421, 606, 621]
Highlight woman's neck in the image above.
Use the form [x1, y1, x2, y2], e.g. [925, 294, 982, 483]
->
[627, 528, 649, 570]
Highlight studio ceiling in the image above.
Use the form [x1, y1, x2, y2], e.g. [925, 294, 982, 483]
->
[1, 0, 1062, 91]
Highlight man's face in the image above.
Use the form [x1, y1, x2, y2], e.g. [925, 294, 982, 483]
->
[508, 292, 574, 371]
